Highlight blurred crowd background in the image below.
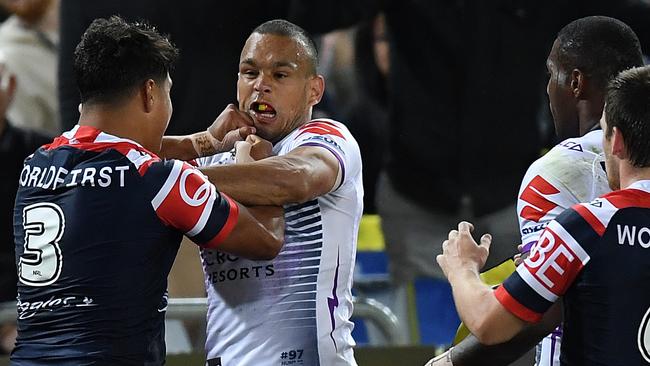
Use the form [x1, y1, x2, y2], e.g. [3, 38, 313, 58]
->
[2, 0, 650, 359]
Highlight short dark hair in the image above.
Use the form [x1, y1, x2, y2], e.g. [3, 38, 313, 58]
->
[252, 19, 318, 75]
[73, 16, 179, 105]
[557, 16, 643, 89]
[605, 66, 650, 167]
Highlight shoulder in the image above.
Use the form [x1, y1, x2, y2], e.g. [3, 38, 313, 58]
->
[560, 186, 644, 239]
[551, 130, 603, 160]
[289, 119, 359, 156]
[145, 159, 203, 185]
[297, 119, 353, 138]
[520, 131, 605, 197]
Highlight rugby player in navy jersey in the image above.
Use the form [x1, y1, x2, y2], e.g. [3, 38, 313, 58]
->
[436, 65, 650, 365]
[11, 16, 283, 365]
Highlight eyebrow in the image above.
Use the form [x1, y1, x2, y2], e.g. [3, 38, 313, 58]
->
[273, 61, 298, 70]
[240, 58, 298, 70]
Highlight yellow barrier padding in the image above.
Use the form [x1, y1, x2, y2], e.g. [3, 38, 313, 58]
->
[357, 214, 386, 251]
[452, 259, 516, 345]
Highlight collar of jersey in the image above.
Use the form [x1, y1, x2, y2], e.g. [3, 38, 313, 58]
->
[627, 180, 650, 194]
[47, 125, 149, 153]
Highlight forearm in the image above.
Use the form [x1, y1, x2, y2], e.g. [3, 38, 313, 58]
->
[160, 135, 199, 161]
[439, 302, 561, 366]
[449, 269, 499, 339]
[246, 205, 285, 243]
[450, 329, 541, 365]
[200, 156, 322, 206]
[448, 268, 524, 345]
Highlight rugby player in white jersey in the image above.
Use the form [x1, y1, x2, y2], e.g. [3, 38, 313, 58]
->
[425, 16, 644, 366]
[169, 19, 362, 366]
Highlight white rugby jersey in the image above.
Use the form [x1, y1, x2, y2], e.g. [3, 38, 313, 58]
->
[516, 129, 608, 366]
[197, 119, 363, 366]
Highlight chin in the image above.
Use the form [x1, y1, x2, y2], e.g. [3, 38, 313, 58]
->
[255, 129, 276, 143]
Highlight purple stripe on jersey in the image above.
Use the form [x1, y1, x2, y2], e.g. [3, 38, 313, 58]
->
[550, 334, 557, 365]
[521, 241, 536, 254]
[548, 325, 562, 365]
[551, 325, 563, 338]
[300, 142, 346, 189]
[327, 251, 340, 351]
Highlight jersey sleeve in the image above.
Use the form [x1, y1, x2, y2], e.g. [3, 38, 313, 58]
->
[495, 199, 612, 322]
[517, 163, 581, 253]
[149, 159, 239, 248]
[194, 152, 233, 168]
[289, 120, 361, 191]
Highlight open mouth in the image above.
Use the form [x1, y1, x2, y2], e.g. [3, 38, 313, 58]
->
[250, 101, 277, 121]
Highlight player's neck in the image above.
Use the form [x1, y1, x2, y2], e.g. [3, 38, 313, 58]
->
[619, 163, 650, 190]
[78, 102, 149, 147]
[577, 98, 604, 136]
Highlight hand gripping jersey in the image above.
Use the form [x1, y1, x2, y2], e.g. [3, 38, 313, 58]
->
[12, 126, 238, 365]
[197, 119, 363, 366]
[516, 130, 608, 366]
[498, 180, 650, 365]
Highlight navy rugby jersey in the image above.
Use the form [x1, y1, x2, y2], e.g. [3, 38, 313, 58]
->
[496, 180, 650, 365]
[11, 125, 238, 365]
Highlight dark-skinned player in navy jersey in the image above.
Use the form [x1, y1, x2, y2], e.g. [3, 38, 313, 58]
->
[437, 65, 650, 365]
[11, 16, 283, 365]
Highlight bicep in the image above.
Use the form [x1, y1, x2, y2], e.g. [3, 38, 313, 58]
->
[286, 145, 341, 194]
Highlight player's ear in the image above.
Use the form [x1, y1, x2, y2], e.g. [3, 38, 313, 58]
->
[142, 79, 156, 113]
[611, 126, 628, 159]
[571, 68, 585, 99]
[307, 75, 325, 107]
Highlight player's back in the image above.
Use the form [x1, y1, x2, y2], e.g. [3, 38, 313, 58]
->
[12, 126, 182, 365]
[559, 182, 650, 365]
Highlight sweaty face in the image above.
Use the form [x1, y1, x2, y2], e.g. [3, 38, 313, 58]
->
[601, 111, 620, 190]
[237, 33, 318, 143]
[547, 39, 579, 140]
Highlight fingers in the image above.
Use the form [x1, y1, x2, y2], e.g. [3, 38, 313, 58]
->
[228, 104, 254, 126]
[238, 126, 256, 139]
[234, 140, 251, 151]
[447, 230, 458, 241]
[246, 134, 263, 144]
[235, 109, 255, 126]
[458, 221, 474, 233]
[479, 233, 492, 251]
[435, 254, 443, 269]
[234, 140, 253, 163]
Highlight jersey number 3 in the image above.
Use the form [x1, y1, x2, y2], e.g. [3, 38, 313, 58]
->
[18, 203, 65, 286]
